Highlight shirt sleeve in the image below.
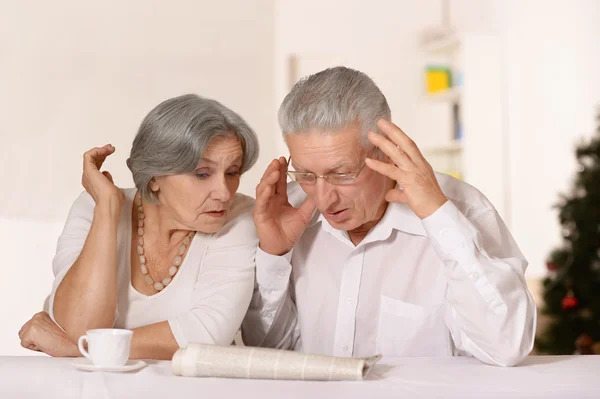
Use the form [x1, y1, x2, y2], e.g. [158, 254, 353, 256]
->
[422, 200, 536, 366]
[47, 191, 96, 325]
[168, 197, 258, 347]
[241, 247, 301, 349]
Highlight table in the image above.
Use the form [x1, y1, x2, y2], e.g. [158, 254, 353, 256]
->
[1, 355, 599, 398]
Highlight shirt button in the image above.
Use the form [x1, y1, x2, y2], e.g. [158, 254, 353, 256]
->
[342, 345, 349, 352]
[440, 228, 450, 237]
[264, 312, 272, 318]
[277, 272, 286, 278]
[346, 297, 353, 304]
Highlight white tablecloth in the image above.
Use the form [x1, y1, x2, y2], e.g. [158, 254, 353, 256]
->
[1, 355, 599, 398]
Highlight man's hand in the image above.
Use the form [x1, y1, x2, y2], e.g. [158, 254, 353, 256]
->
[253, 157, 316, 256]
[18, 312, 79, 357]
[366, 119, 448, 219]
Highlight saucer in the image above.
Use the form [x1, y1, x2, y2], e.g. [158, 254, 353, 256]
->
[72, 358, 147, 373]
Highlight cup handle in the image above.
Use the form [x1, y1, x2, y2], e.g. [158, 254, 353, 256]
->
[78, 335, 91, 359]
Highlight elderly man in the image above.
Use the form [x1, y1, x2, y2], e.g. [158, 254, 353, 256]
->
[242, 67, 535, 366]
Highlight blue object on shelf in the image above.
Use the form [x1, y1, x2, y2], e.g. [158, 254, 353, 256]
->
[454, 71, 463, 87]
[456, 120, 463, 141]
[453, 103, 462, 142]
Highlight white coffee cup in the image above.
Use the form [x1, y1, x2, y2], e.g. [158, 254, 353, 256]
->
[78, 329, 133, 367]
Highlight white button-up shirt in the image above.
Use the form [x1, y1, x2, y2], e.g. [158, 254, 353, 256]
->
[242, 173, 536, 366]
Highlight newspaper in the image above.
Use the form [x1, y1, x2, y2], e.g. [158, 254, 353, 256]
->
[172, 344, 381, 381]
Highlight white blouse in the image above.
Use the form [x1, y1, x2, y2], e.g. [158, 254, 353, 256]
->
[48, 188, 257, 347]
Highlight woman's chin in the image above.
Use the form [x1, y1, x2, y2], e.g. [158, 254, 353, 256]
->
[197, 225, 223, 234]
[192, 214, 228, 233]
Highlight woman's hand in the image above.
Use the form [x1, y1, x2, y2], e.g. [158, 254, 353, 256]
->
[18, 312, 80, 357]
[82, 144, 125, 211]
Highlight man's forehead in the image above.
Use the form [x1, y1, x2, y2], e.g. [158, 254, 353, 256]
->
[286, 127, 366, 168]
[287, 128, 362, 149]
[289, 125, 360, 139]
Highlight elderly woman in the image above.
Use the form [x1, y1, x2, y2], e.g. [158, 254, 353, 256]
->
[18, 94, 259, 360]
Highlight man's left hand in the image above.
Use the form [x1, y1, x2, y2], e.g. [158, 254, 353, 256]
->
[18, 312, 79, 357]
[366, 119, 448, 219]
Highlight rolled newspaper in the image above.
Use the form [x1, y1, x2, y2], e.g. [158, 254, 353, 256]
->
[172, 344, 381, 381]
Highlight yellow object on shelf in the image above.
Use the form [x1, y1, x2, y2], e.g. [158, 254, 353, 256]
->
[445, 170, 463, 180]
[425, 66, 451, 93]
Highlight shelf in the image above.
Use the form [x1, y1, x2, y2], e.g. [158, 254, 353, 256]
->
[426, 87, 461, 103]
[422, 34, 461, 54]
[422, 141, 463, 154]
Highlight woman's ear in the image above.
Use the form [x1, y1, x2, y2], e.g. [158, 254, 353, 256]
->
[149, 177, 160, 193]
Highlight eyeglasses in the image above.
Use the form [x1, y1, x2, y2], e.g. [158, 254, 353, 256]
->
[286, 156, 367, 185]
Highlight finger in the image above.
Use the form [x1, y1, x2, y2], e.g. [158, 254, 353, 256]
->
[385, 188, 409, 204]
[255, 169, 278, 201]
[296, 196, 316, 223]
[259, 167, 280, 190]
[376, 119, 426, 165]
[20, 335, 34, 350]
[18, 321, 30, 339]
[83, 145, 115, 170]
[254, 181, 275, 217]
[365, 157, 403, 180]
[260, 159, 281, 183]
[22, 341, 40, 352]
[367, 132, 414, 171]
[102, 171, 114, 184]
[275, 157, 288, 196]
[255, 177, 273, 204]
[84, 144, 114, 161]
[83, 151, 111, 172]
[255, 159, 285, 218]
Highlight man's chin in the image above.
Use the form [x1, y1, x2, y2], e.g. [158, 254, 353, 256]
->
[322, 214, 357, 231]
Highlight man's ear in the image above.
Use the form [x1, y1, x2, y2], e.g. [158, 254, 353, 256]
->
[377, 150, 394, 165]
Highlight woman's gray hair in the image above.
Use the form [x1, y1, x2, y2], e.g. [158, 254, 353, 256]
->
[278, 66, 391, 153]
[127, 94, 259, 203]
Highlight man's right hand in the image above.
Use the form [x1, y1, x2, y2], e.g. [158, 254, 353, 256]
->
[253, 157, 316, 256]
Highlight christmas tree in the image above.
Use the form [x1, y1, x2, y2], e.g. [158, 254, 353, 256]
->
[536, 107, 600, 355]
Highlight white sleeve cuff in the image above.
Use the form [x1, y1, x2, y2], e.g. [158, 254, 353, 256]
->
[255, 247, 293, 290]
[421, 200, 479, 262]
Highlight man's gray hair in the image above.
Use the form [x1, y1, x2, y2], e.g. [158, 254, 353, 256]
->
[127, 94, 259, 203]
[278, 66, 391, 151]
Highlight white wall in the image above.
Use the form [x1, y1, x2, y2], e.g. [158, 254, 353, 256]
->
[0, 0, 276, 355]
[504, 0, 600, 277]
[275, 0, 505, 155]
[276, 0, 437, 155]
